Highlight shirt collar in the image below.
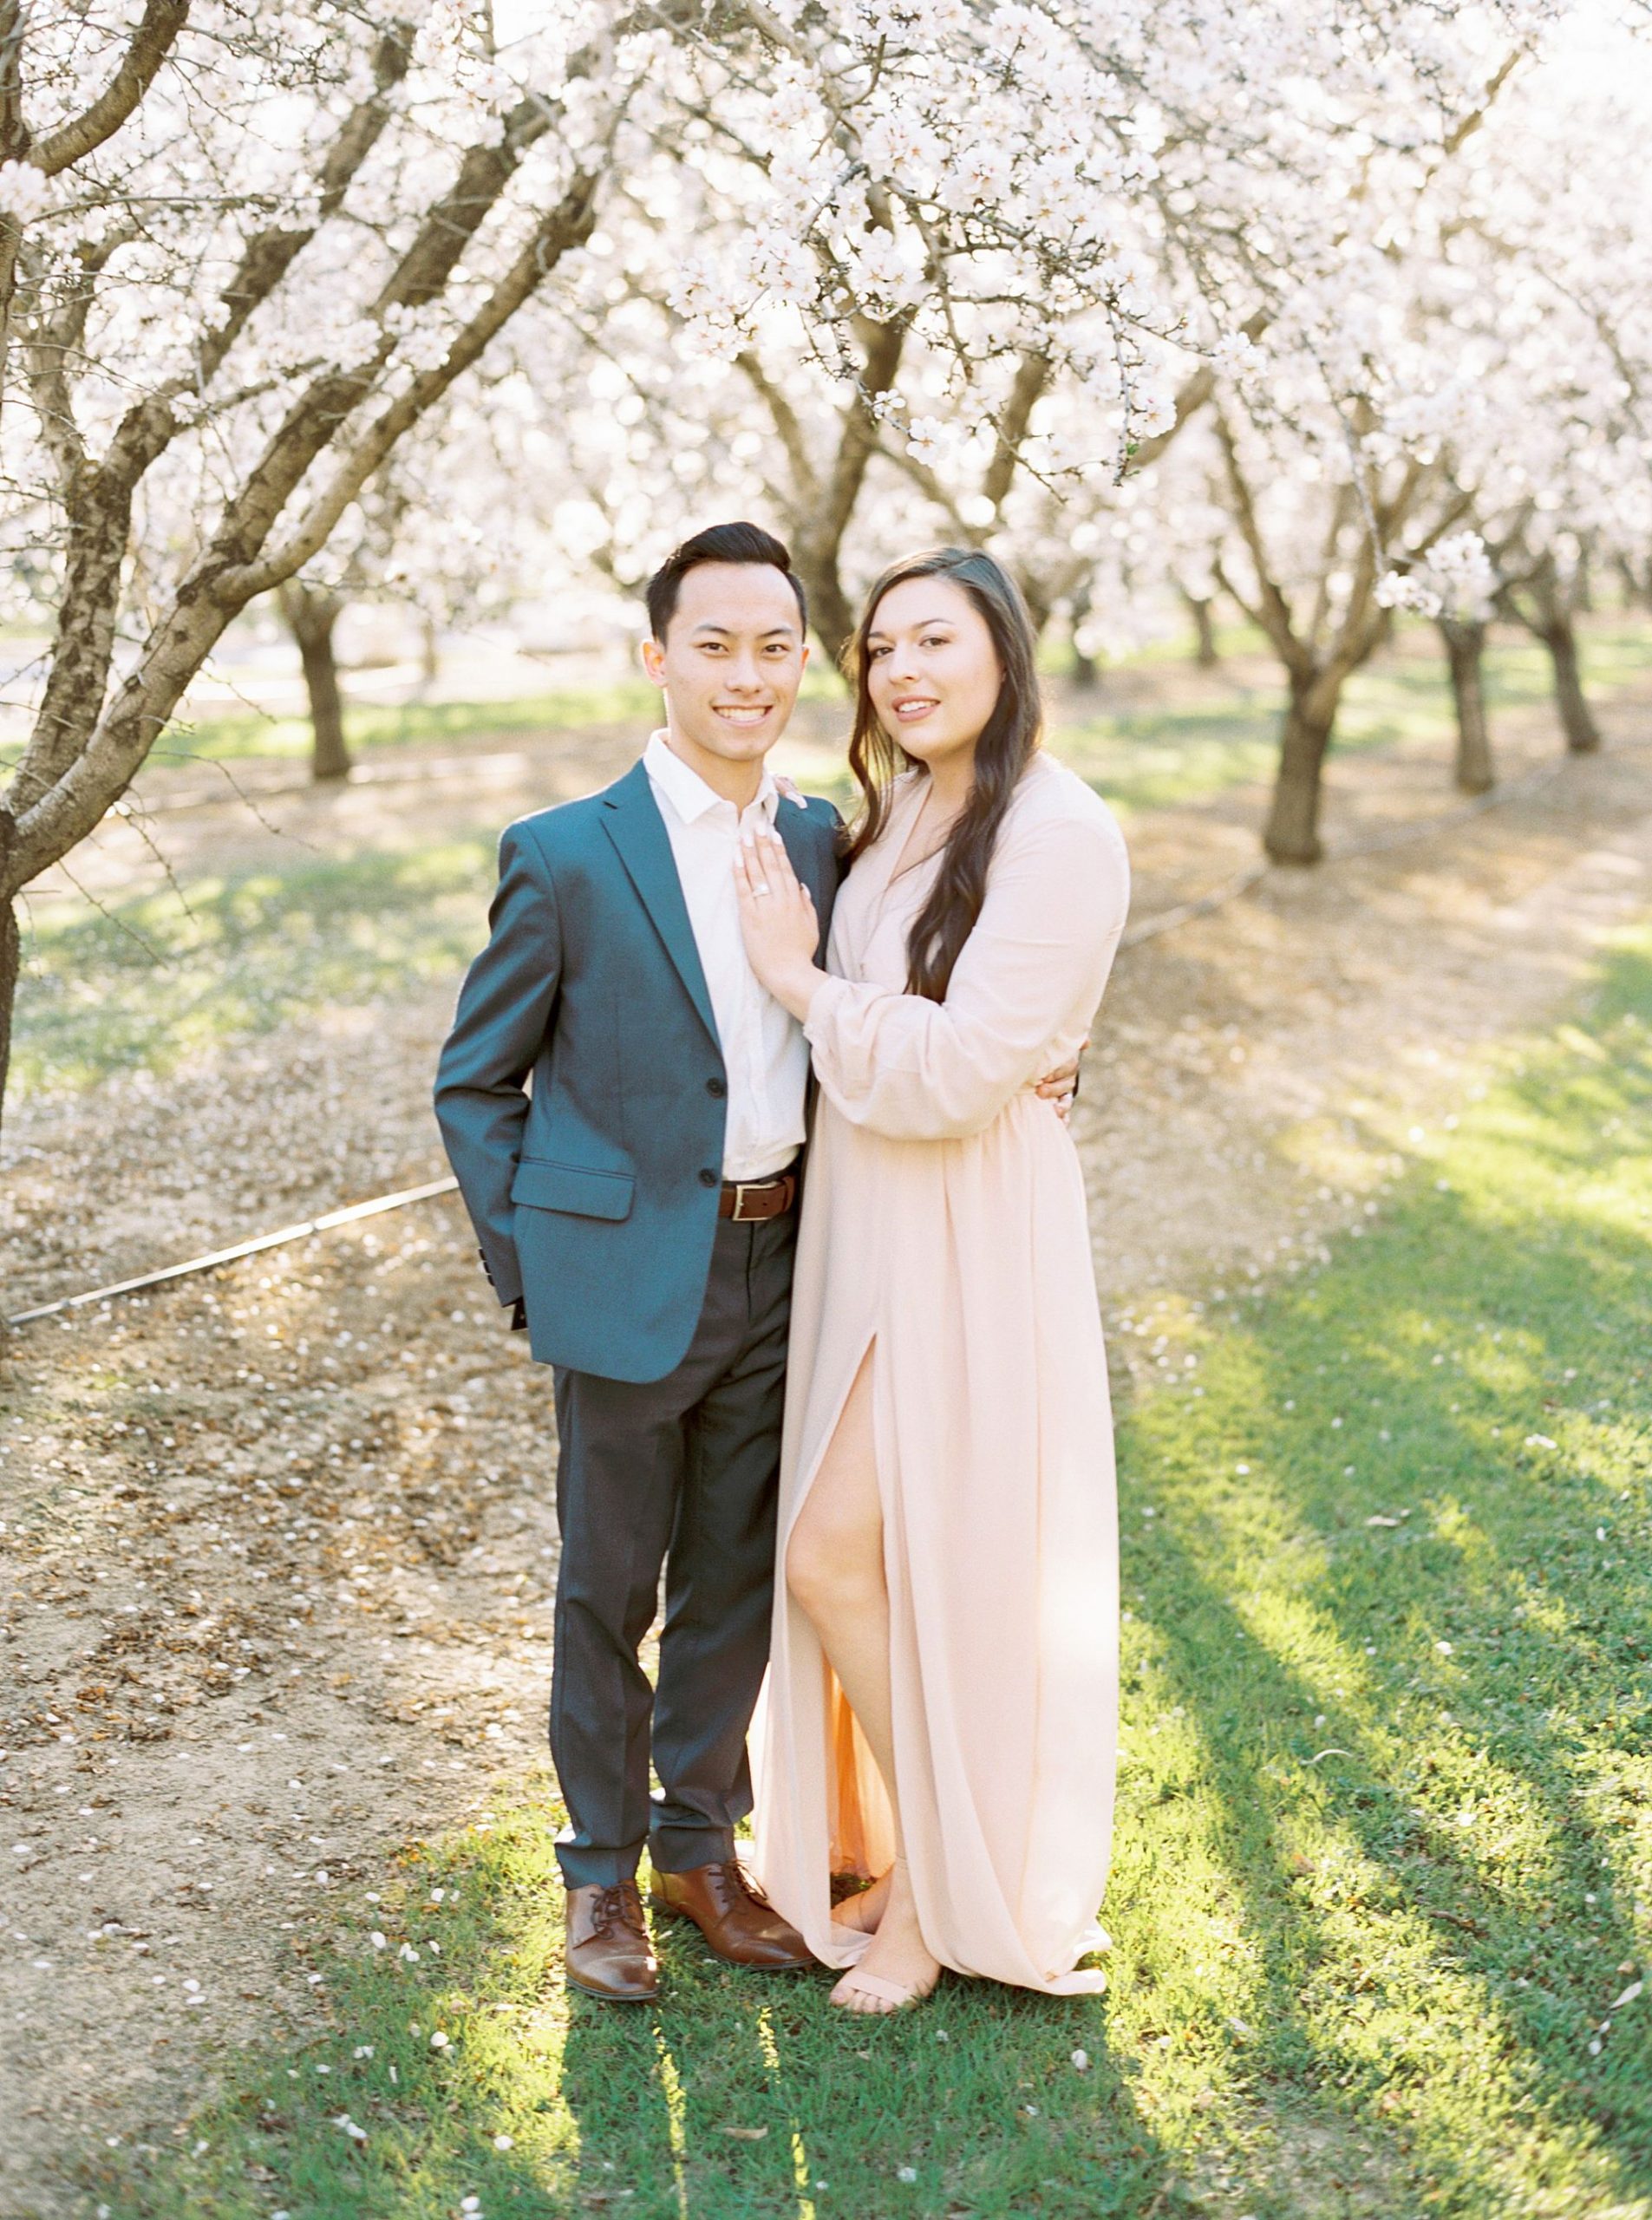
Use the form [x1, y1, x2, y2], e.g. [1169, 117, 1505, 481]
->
[645, 728, 780, 827]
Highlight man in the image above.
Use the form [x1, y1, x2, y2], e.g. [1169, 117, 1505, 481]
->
[434, 522, 837, 2001]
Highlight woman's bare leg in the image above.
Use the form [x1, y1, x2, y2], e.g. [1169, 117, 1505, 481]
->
[786, 1347, 939, 2011]
[834, 1868, 893, 1934]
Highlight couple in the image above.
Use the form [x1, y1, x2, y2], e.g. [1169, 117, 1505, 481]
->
[434, 521, 1130, 2014]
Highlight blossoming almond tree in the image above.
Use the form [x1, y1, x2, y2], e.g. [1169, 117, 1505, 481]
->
[1454, 27, 1652, 762]
[647, 0, 1577, 830]
[3, 0, 1625, 1142]
[0, 0, 651, 1129]
[1166, 12, 1616, 863]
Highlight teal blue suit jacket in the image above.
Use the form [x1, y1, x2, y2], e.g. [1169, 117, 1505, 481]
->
[434, 758, 842, 1383]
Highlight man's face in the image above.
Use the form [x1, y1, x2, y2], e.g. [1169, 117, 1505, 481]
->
[641, 562, 808, 777]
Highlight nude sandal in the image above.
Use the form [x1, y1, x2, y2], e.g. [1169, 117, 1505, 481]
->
[829, 1965, 939, 2014]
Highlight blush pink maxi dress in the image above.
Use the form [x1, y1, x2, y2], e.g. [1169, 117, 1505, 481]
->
[749, 752, 1131, 1995]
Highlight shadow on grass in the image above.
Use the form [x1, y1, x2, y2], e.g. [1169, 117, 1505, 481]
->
[15, 839, 495, 1093]
[64, 944, 1652, 2220]
[77, 1777, 1191, 2220]
[1115, 932, 1652, 2214]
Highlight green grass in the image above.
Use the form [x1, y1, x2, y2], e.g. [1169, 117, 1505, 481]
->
[13, 840, 495, 1094]
[20, 615, 1652, 1100]
[1052, 620, 1652, 814]
[8, 620, 1643, 806]
[134, 681, 665, 767]
[77, 935, 1652, 2218]
[0, 666, 853, 774]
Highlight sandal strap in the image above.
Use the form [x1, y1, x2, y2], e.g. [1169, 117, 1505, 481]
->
[843, 1970, 919, 2005]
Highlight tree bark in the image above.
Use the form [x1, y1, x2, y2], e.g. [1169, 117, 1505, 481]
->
[1540, 617, 1600, 754]
[0, 807, 16, 1150]
[1069, 637, 1100, 689]
[1185, 592, 1219, 669]
[1263, 678, 1337, 864]
[1440, 616, 1493, 793]
[797, 556, 857, 671]
[1516, 553, 1601, 754]
[1614, 556, 1652, 615]
[279, 583, 349, 781]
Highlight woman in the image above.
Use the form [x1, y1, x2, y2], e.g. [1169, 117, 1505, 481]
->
[733, 547, 1131, 2012]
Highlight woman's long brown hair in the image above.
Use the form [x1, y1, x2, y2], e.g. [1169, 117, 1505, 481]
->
[844, 546, 1043, 1002]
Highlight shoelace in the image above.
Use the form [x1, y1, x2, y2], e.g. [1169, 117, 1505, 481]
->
[591, 1883, 646, 1938]
[708, 1860, 772, 1914]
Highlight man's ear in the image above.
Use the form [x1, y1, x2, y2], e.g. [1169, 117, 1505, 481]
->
[641, 635, 667, 685]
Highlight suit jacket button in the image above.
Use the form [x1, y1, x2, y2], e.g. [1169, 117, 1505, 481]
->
[706, 1076, 727, 1098]
[699, 1167, 719, 1187]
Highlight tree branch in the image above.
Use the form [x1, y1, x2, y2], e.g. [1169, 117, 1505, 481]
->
[214, 173, 602, 602]
[1211, 406, 1307, 679]
[735, 348, 819, 507]
[29, 0, 191, 177]
[1124, 309, 1270, 478]
[8, 29, 416, 819]
[982, 347, 1049, 513]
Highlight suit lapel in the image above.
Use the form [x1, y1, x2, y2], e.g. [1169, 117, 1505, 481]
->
[774, 800, 831, 962]
[600, 761, 720, 1051]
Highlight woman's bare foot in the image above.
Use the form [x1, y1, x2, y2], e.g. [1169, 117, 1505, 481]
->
[833, 1868, 893, 1935]
[829, 1864, 940, 2014]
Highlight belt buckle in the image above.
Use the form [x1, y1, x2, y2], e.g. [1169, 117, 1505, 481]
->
[733, 1181, 753, 1221]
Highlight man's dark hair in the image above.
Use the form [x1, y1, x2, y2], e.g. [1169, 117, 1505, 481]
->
[645, 520, 807, 643]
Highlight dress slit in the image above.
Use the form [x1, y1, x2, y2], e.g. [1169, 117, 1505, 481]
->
[778, 1332, 892, 1887]
[749, 756, 1125, 1991]
[776, 1332, 878, 1567]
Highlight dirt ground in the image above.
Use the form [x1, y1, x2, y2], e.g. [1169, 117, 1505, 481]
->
[3, 676, 1652, 2217]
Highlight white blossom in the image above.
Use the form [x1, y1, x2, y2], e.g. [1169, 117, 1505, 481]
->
[0, 159, 51, 224]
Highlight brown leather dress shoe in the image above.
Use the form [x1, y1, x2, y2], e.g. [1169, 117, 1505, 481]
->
[649, 1859, 815, 1970]
[565, 1880, 658, 2002]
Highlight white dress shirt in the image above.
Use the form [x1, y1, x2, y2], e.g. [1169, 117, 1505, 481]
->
[643, 729, 810, 1181]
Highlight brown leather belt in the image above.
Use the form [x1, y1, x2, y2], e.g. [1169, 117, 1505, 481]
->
[717, 1172, 798, 1222]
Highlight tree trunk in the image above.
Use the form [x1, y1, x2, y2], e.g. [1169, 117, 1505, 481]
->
[1540, 617, 1601, 754]
[1062, 580, 1098, 689]
[278, 582, 350, 780]
[1614, 556, 1652, 615]
[797, 553, 856, 673]
[1521, 553, 1601, 754]
[1263, 677, 1336, 865]
[0, 809, 17, 1148]
[1185, 592, 1219, 669]
[1440, 617, 1493, 794]
[419, 610, 440, 690]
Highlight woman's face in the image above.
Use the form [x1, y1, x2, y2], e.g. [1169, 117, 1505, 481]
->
[865, 575, 1002, 774]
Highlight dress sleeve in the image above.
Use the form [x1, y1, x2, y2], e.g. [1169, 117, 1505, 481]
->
[803, 806, 1129, 1141]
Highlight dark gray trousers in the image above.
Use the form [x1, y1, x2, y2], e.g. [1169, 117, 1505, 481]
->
[549, 1210, 795, 1889]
